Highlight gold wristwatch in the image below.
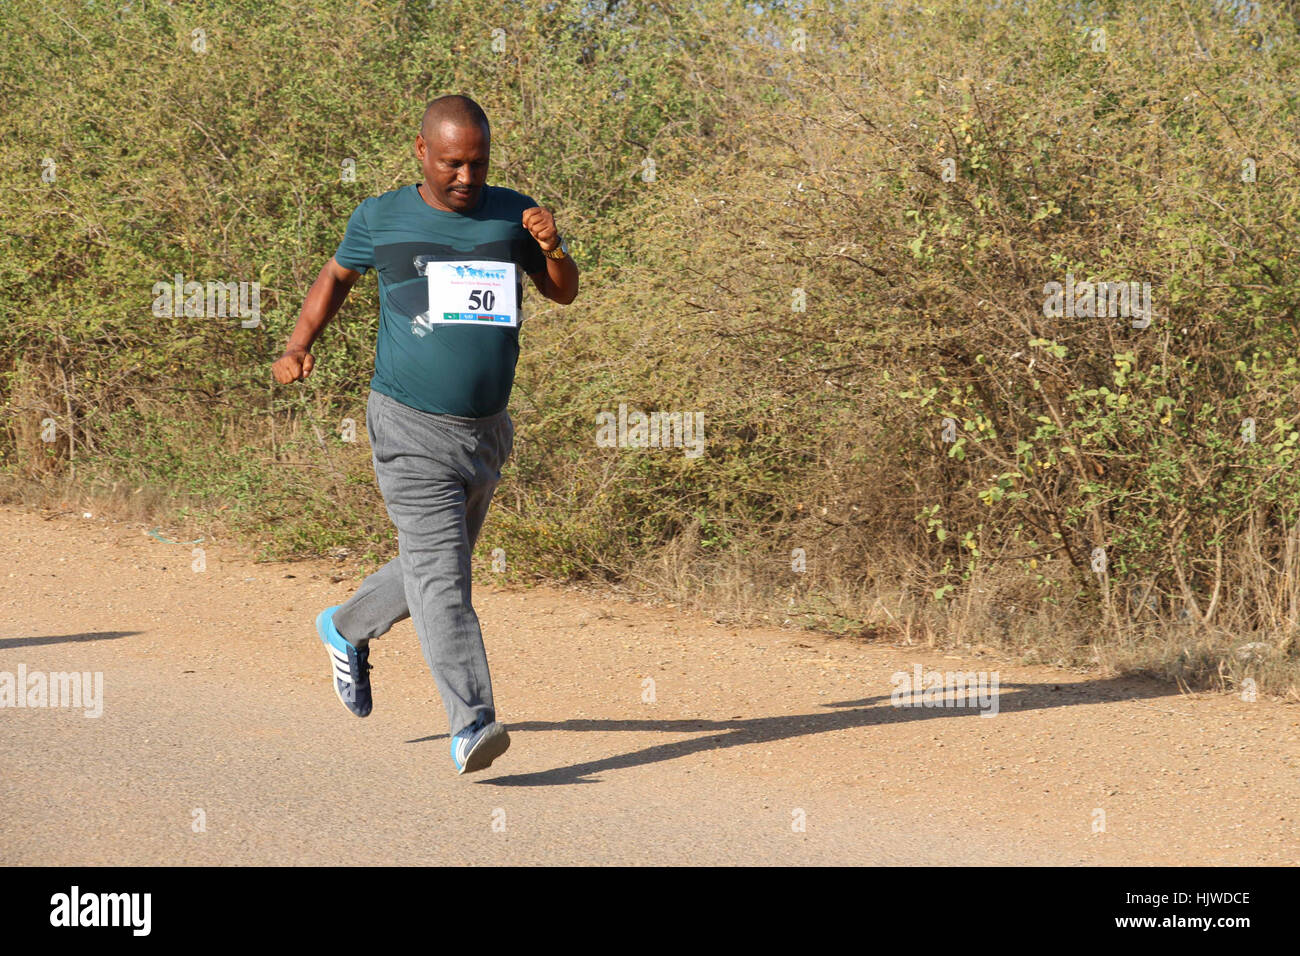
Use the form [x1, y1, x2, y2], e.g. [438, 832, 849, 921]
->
[542, 236, 569, 260]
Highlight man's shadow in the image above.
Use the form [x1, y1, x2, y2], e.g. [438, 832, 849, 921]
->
[0, 631, 139, 650]
[405, 674, 1181, 786]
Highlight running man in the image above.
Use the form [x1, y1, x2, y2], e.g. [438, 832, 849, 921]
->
[271, 94, 580, 774]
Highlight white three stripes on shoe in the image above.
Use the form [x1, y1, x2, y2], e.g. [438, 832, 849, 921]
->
[331, 649, 353, 685]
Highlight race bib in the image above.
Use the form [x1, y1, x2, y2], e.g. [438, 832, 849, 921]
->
[423, 259, 518, 328]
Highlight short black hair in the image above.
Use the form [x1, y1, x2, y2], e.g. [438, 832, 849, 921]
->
[421, 95, 490, 140]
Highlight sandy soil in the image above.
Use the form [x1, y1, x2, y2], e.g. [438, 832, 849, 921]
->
[1, 504, 1297, 865]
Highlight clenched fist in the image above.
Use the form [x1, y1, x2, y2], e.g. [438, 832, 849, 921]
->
[522, 206, 559, 252]
[272, 347, 315, 384]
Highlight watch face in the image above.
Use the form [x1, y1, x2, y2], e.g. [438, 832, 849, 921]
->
[559, 237, 569, 254]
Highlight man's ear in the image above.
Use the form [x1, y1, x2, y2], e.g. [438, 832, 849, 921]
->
[414, 134, 426, 160]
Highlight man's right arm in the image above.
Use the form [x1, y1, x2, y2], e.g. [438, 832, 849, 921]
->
[272, 257, 363, 384]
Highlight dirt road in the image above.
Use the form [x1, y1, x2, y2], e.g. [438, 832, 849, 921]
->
[1, 505, 1296, 865]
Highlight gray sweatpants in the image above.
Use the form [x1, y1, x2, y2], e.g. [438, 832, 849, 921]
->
[332, 388, 513, 738]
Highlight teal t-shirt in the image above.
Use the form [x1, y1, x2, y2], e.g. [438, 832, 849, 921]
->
[334, 183, 547, 417]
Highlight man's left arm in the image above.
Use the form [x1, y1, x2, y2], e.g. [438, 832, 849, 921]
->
[522, 205, 579, 305]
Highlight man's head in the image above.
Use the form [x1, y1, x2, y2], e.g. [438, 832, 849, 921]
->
[415, 95, 490, 213]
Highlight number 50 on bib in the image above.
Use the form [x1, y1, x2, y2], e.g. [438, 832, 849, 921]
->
[424, 260, 519, 328]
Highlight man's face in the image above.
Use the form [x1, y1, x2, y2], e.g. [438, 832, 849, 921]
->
[415, 120, 489, 212]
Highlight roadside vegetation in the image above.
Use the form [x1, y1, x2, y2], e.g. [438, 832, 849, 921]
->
[4, 0, 1299, 697]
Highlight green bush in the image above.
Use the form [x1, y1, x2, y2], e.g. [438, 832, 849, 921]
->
[4, 0, 1299, 694]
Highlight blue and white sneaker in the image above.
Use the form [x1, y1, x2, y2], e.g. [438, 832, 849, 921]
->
[316, 606, 372, 718]
[451, 716, 510, 774]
